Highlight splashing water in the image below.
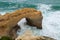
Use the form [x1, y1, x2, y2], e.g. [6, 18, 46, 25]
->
[17, 4, 60, 40]
[37, 4, 52, 17]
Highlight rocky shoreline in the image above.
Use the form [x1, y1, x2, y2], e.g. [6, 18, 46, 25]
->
[0, 8, 55, 40]
[16, 30, 55, 40]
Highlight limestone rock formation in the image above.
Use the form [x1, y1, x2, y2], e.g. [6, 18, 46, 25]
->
[15, 30, 55, 40]
[0, 8, 43, 39]
[0, 24, 20, 39]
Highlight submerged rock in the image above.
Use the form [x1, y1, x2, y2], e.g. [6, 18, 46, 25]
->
[15, 30, 55, 40]
[0, 8, 43, 39]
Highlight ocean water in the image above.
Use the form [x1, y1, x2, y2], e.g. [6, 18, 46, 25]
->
[0, 1, 60, 40]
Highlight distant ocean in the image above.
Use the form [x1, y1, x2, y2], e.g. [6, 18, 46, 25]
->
[0, 1, 60, 40]
[0, 1, 60, 14]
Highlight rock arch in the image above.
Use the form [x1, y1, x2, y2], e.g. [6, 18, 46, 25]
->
[0, 8, 43, 39]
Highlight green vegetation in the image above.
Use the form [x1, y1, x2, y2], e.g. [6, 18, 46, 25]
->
[0, 36, 12, 40]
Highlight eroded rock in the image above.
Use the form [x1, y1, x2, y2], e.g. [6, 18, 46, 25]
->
[15, 30, 55, 40]
[25, 9, 43, 29]
[0, 24, 20, 39]
[0, 8, 43, 39]
[8, 24, 20, 39]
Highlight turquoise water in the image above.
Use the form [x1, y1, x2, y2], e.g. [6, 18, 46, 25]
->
[0, 1, 60, 40]
[0, 1, 60, 12]
[0, 2, 36, 10]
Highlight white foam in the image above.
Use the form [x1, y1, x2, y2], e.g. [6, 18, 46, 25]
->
[0, 12, 6, 15]
[42, 11, 60, 40]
